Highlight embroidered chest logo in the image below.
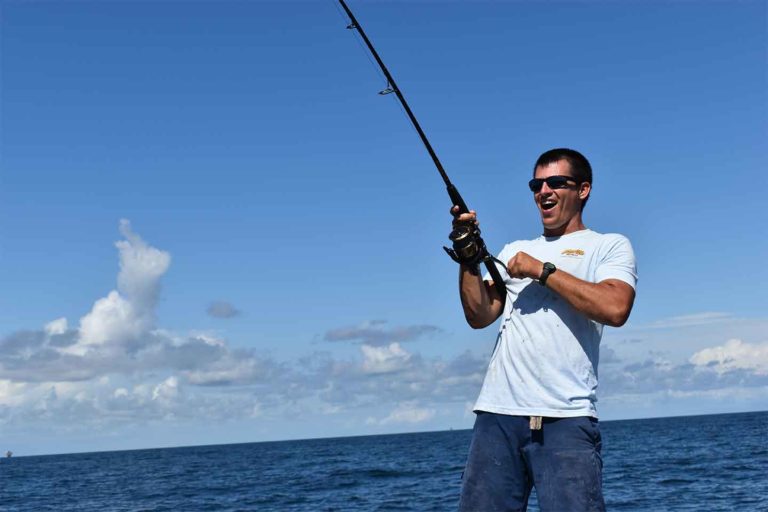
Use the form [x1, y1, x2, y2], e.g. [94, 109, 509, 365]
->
[561, 248, 585, 258]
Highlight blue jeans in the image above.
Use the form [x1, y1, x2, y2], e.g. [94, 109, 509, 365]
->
[459, 412, 605, 512]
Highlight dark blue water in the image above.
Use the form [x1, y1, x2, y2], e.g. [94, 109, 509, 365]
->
[1, 411, 765, 511]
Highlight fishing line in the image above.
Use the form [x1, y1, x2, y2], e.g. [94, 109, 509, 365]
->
[329, 0, 390, 92]
[336, 0, 509, 299]
[331, 0, 418, 140]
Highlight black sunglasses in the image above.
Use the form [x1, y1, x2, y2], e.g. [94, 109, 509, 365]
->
[528, 175, 580, 192]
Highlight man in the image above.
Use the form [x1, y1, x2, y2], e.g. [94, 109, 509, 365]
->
[454, 148, 637, 511]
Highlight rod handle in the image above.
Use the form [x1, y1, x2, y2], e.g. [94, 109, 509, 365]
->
[447, 184, 469, 214]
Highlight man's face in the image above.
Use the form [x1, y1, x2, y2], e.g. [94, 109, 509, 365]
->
[532, 159, 589, 234]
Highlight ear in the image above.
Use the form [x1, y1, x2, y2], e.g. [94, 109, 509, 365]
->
[579, 181, 591, 202]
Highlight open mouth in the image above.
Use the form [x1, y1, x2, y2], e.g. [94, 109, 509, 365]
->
[541, 200, 557, 211]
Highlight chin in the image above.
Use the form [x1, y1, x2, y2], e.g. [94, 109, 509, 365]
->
[541, 217, 563, 229]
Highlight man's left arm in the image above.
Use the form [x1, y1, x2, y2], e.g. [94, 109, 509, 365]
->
[507, 252, 635, 327]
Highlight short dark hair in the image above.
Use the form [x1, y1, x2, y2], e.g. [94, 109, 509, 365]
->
[533, 148, 592, 210]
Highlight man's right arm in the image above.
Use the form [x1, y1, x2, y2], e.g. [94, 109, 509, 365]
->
[459, 264, 505, 329]
[450, 206, 506, 328]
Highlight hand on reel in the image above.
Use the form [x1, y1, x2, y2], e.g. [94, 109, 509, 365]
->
[443, 207, 507, 301]
[444, 221, 488, 270]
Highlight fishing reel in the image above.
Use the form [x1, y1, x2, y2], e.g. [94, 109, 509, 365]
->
[444, 221, 509, 298]
[444, 221, 489, 268]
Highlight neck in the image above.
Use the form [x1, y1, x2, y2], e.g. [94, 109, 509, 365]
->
[543, 216, 586, 237]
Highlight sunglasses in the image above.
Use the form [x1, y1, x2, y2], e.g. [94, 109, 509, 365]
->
[528, 175, 581, 192]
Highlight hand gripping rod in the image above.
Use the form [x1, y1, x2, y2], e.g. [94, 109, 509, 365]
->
[338, 0, 506, 298]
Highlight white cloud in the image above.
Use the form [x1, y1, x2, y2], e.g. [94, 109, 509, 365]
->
[4, 221, 766, 444]
[604, 313, 768, 376]
[600, 337, 768, 403]
[152, 376, 180, 402]
[68, 220, 170, 356]
[115, 219, 171, 311]
[646, 311, 732, 329]
[690, 339, 768, 375]
[360, 342, 412, 374]
[378, 402, 436, 425]
[73, 291, 142, 354]
[183, 350, 276, 385]
[187, 332, 226, 347]
[0, 379, 28, 407]
[45, 318, 68, 336]
[0, 222, 283, 427]
[664, 386, 768, 400]
[0, 223, 462, 432]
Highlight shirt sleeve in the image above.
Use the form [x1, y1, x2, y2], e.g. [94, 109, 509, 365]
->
[595, 235, 638, 289]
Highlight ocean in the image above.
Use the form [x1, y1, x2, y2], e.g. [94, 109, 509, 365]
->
[1, 411, 765, 511]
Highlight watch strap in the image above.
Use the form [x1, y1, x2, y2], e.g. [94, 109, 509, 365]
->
[539, 262, 556, 286]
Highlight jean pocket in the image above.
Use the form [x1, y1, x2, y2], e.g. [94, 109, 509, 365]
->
[588, 417, 602, 450]
[576, 417, 601, 448]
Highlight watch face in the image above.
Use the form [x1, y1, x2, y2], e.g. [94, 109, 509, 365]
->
[544, 262, 556, 272]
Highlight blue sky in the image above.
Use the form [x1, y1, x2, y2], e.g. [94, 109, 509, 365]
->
[1, 0, 766, 455]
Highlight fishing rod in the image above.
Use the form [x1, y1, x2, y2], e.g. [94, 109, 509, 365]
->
[337, 0, 507, 297]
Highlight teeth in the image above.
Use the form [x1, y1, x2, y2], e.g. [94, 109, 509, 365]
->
[542, 200, 556, 210]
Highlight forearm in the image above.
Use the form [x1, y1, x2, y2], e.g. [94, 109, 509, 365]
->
[544, 271, 634, 327]
[459, 264, 504, 329]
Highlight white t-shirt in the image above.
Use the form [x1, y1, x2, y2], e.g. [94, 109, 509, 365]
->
[476, 229, 637, 418]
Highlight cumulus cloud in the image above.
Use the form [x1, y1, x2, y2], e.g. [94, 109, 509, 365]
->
[0, 220, 493, 434]
[207, 301, 241, 319]
[152, 376, 179, 403]
[324, 320, 442, 346]
[45, 318, 68, 336]
[600, 338, 768, 400]
[69, 220, 170, 356]
[360, 343, 413, 374]
[690, 339, 768, 375]
[0, 222, 287, 426]
[115, 219, 171, 311]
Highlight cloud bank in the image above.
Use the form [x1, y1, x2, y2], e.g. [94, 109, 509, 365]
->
[600, 339, 768, 402]
[1, 221, 766, 442]
[0, 221, 485, 433]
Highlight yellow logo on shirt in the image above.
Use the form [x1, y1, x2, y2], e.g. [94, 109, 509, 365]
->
[561, 249, 585, 257]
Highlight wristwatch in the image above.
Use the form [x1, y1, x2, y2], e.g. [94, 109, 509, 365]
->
[539, 262, 557, 286]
